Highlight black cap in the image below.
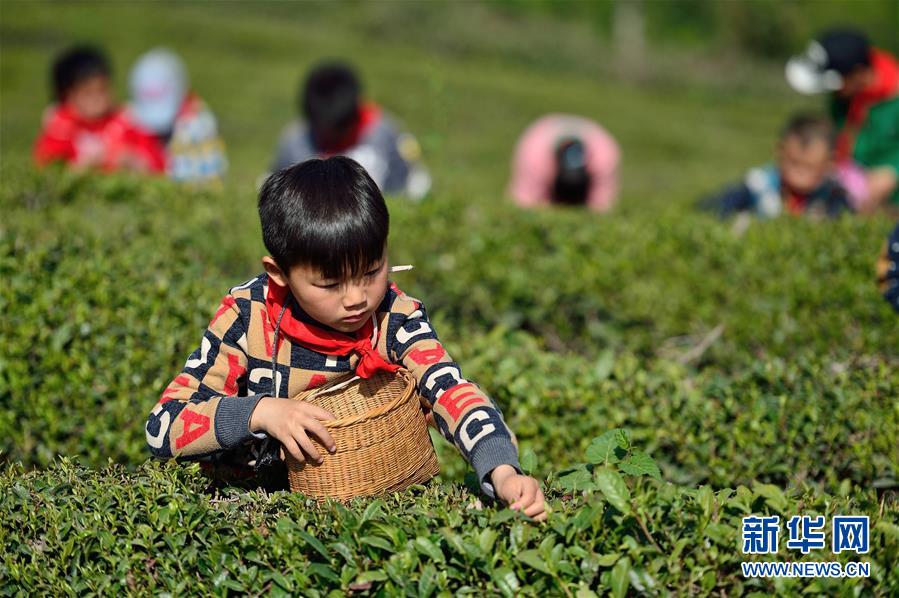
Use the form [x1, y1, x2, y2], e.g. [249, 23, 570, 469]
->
[819, 28, 871, 75]
[786, 28, 872, 95]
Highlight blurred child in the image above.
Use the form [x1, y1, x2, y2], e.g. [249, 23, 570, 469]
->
[703, 113, 852, 219]
[146, 157, 546, 520]
[508, 114, 620, 212]
[272, 61, 430, 200]
[787, 28, 898, 209]
[877, 223, 899, 312]
[33, 45, 165, 173]
[129, 48, 227, 184]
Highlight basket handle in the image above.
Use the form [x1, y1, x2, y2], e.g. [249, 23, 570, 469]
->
[291, 370, 422, 430]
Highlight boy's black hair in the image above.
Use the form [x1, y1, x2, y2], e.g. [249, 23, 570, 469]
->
[51, 45, 111, 102]
[780, 113, 836, 149]
[551, 137, 591, 205]
[258, 156, 389, 280]
[300, 61, 361, 132]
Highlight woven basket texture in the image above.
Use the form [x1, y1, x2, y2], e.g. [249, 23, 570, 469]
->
[286, 369, 440, 500]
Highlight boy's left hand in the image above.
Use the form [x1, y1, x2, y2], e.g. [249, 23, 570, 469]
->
[491, 464, 547, 522]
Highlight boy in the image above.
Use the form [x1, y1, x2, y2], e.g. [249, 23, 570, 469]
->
[33, 45, 165, 173]
[703, 113, 852, 219]
[272, 61, 431, 200]
[128, 48, 228, 184]
[146, 157, 546, 520]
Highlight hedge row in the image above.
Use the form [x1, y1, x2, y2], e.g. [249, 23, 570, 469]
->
[3, 457, 897, 595]
[2, 169, 897, 594]
[2, 170, 896, 478]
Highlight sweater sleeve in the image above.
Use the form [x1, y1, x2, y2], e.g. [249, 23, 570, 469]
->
[145, 294, 265, 459]
[386, 294, 520, 498]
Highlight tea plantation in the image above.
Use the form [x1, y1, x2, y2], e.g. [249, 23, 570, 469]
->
[2, 2, 898, 596]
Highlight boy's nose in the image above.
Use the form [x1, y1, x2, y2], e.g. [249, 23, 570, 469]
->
[343, 285, 367, 309]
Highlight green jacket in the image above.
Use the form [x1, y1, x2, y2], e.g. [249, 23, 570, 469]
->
[853, 97, 899, 205]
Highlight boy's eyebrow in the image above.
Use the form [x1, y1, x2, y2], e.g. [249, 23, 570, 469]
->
[315, 259, 394, 283]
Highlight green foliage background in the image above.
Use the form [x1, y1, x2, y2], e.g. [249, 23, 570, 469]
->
[1, 1, 897, 595]
[505, 0, 898, 57]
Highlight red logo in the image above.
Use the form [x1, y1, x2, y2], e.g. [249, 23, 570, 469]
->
[437, 383, 485, 420]
[306, 374, 328, 390]
[175, 410, 211, 449]
[211, 296, 236, 326]
[223, 353, 245, 395]
[407, 346, 446, 366]
[160, 374, 191, 403]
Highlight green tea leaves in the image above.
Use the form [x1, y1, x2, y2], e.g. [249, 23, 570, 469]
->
[594, 467, 632, 515]
[618, 451, 661, 481]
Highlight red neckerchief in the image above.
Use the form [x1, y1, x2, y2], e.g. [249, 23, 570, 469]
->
[319, 102, 382, 154]
[784, 191, 808, 216]
[265, 281, 400, 379]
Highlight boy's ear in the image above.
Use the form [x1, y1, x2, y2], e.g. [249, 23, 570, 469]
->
[262, 256, 288, 287]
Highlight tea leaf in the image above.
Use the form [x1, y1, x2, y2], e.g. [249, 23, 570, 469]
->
[594, 467, 632, 515]
[516, 550, 551, 575]
[618, 451, 661, 480]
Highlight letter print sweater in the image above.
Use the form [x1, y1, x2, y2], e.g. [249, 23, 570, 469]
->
[145, 274, 520, 496]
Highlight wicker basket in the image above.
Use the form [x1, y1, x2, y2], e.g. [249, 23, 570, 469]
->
[285, 369, 440, 500]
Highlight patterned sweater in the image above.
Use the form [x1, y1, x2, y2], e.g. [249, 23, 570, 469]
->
[145, 274, 520, 496]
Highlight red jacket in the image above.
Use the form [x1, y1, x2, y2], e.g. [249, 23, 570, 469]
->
[33, 103, 166, 173]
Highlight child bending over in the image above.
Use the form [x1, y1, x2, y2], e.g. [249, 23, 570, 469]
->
[146, 157, 546, 520]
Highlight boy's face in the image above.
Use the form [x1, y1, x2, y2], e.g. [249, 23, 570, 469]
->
[777, 135, 832, 195]
[67, 74, 114, 121]
[263, 253, 389, 334]
[836, 67, 872, 99]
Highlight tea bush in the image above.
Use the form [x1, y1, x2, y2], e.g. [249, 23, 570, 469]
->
[391, 197, 897, 363]
[2, 168, 897, 595]
[2, 458, 897, 596]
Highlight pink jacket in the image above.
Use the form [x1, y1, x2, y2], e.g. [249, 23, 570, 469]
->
[508, 114, 620, 212]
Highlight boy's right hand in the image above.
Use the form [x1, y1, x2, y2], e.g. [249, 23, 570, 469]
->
[249, 398, 337, 464]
